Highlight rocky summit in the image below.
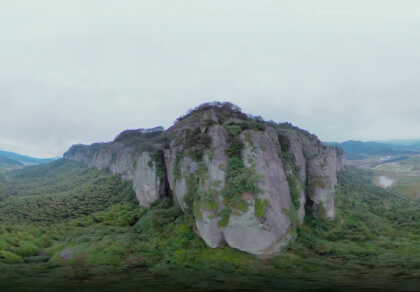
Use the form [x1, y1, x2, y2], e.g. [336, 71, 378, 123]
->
[64, 102, 344, 255]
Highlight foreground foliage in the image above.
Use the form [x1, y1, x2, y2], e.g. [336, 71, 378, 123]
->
[0, 161, 420, 291]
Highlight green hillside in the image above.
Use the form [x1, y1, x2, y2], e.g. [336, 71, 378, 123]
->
[0, 161, 420, 291]
[0, 155, 23, 167]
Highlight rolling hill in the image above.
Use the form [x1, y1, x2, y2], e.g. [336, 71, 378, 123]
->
[0, 155, 24, 167]
[0, 150, 60, 171]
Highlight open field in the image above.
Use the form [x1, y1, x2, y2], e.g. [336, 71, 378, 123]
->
[0, 166, 23, 173]
[391, 175, 420, 199]
[347, 155, 420, 200]
[374, 163, 414, 172]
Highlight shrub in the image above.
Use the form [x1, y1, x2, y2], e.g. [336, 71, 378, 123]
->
[287, 175, 301, 209]
[245, 120, 265, 131]
[218, 206, 231, 227]
[307, 174, 325, 197]
[0, 250, 23, 264]
[184, 173, 199, 210]
[149, 149, 167, 180]
[134, 198, 183, 234]
[225, 137, 244, 157]
[315, 202, 328, 220]
[278, 134, 291, 152]
[254, 198, 270, 218]
[16, 240, 39, 257]
[224, 125, 243, 137]
[173, 152, 182, 181]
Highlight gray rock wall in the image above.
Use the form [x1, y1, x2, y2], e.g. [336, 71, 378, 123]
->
[64, 118, 344, 256]
[278, 129, 344, 220]
[133, 152, 165, 206]
[64, 141, 165, 207]
[223, 130, 294, 255]
[194, 125, 228, 248]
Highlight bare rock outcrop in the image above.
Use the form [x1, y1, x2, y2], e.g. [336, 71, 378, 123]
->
[63, 102, 344, 256]
[194, 125, 228, 248]
[223, 130, 294, 254]
[63, 129, 166, 207]
[278, 128, 343, 220]
[133, 152, 166, 206]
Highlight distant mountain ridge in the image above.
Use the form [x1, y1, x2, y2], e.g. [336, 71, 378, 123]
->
[0, 155, 24, 167]
[324, 140, 420, 160]
[378, 139, 420, 149]
[0, 150, 60, 170]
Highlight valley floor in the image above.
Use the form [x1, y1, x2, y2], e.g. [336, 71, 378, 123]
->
[348, 154, 420, 199]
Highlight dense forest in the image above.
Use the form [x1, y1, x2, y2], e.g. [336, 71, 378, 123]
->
[0, 160, 419, 291]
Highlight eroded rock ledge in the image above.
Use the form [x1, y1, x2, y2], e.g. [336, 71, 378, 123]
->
[64, 102, 343, 255]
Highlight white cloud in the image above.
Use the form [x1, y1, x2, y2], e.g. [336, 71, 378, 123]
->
[1, 0, 420, 157]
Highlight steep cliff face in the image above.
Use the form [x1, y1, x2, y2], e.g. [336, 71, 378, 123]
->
[278, 129, 344, 220]
[222, 130, 294, 254]
[64, 128, 167, 206]
[63, 102, 344, 255]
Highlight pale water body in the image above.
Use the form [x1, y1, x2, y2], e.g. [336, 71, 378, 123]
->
[378, 176, 394, 188]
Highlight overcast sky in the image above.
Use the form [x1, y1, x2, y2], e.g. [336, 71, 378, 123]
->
[1, 0, 420, 157]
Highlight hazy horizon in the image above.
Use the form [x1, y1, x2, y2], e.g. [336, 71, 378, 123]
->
[2, 0, 420, 157]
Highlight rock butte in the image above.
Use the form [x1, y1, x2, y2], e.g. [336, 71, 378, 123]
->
[64, 103, 344, 255]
